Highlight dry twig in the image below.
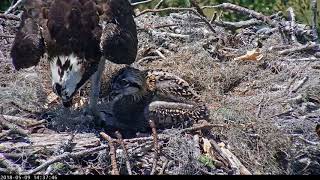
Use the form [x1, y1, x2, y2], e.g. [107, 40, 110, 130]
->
[154, 0, 164, 9]
[137, 7, 216, 33]
[180, 122, 227, 134]
[282, 57, 320, 62]
[311, 0, 318, 41]
[0, 154, 24, 174]
[212, 19, 262, 30]
[0, 34, 15, 38]
[0, 13, 20, 20]
[2, 114, 46, 128]
[287, 7, 298, 43]
[22, 145, 107, 175]
[2, 152, 36, 160]
[44, 132, 76, 176]
[144, 29, 190, 39]
[159, 159, 169, 175]
[4, 0, 25, 15]
[256, 96, 265, 118]
[286, 61, 312, 92]
[0, 130, 14, 139]
[193, 135, 201, 159]
[291, 76, 309, 93]
[136, 56, 161, 65]
[137, 23, 179, 30]
[190, 0, 206, 17]
[278, 42, 319, 55]
[115, 131, 132, 175]
[202, 3, 276, 27]
[149, 120, 159, 175]
[290, 134, 320, 146]
[123, 134, 169, 143]
[154, 49, 166, 60]
[209, 12, 217, 24]
[0, 115, 29, 137]
[100, 132, 119, 175]
[131, 0, 154, 7]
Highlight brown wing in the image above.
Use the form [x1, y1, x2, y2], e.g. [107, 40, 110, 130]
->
[99, 0, 138, 65]
[147, 70, 203, 104]
[10, 0, 45, 70]
[145, 101, 210, 129]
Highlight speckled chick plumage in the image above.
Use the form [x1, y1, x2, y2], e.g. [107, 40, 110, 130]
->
[107, 67, 209, 131]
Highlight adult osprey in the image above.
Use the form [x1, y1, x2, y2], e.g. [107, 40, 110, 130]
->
[10, 0, 138, 122]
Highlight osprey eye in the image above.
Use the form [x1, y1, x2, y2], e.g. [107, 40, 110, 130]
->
[119, 79, 130, 87]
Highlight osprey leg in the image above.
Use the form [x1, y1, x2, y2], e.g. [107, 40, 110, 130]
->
[88, 57, 106, 125]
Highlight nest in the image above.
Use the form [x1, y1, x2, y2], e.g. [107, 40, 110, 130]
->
[1, 2, 320, 175]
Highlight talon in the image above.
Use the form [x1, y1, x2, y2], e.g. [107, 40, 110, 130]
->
[82, 106, 105, 127]
[93, 111, 106, 127]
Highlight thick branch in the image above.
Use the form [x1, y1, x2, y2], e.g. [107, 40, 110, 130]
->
[0, 133, 101, 153]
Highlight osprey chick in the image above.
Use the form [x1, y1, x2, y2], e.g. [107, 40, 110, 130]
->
[105, 67, 210, 132]
[11, 0, 138, 122]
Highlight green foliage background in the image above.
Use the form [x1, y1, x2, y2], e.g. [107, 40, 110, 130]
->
[0, 0, 319, 29]
[0, 0, 11, 12]
[139, 0, 320, 29]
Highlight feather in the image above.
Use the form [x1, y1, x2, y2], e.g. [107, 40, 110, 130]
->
[100, 0, 138, 64]
[148, 70, 203, 104]
[11, 0, 45, 70]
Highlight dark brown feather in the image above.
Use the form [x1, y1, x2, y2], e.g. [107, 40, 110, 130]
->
[10, 0, 45, 70]
[100, 0, 138, 64]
